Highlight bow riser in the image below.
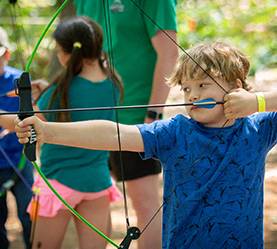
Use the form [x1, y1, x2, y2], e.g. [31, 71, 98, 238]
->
[15, 72, 37, 161]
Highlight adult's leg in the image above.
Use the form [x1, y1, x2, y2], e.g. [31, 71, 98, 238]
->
[110, 152, 162, 249]
[12, 163, 33, 249]
[127, 174, 162, 249]
[0, 193, 9, 249]
[74, 196, 110, 249]
[31, 210, 71, 249]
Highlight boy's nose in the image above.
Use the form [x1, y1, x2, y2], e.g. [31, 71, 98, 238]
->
[189, 92, 200, 102]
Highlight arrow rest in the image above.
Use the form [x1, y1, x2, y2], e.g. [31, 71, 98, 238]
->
[15, 72, 37, 162]
[119, 226, 141, 249]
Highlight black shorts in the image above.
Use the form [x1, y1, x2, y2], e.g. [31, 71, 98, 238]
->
[109, 151, 162, 181]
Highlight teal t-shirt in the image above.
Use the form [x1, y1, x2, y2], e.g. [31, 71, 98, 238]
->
[37, 76, 118, 192]
[74, 0, 177, 124]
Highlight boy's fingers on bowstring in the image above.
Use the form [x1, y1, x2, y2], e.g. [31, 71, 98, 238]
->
[223, 95, 233, 112]
[223, 105, 234, 119]
[223, 92, 240, 111]
[224, 110, 236, 119]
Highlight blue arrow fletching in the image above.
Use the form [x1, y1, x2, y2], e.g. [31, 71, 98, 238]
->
[193, 98, 217, 109]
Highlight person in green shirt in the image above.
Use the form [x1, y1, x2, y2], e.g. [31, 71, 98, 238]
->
[73, 1, 178, 248]
[29, 17, 122, 249]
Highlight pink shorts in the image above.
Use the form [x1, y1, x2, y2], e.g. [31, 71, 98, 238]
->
[28, 176, 122, 217]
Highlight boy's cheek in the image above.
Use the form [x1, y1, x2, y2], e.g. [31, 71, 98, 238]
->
[183, 94, 189, 103]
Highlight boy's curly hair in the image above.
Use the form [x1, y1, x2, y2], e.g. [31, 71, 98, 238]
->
[168, 42, 251, 91]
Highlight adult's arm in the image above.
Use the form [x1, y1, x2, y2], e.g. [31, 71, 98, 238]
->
[147, 30, 178, 116]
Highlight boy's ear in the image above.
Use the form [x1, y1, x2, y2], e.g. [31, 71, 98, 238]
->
[235, 79, 243, 88]
[4, 50, 11, 61]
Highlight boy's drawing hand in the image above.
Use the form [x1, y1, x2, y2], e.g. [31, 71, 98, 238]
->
[14, 116, 45, 145]
[224, 88, 257, 119]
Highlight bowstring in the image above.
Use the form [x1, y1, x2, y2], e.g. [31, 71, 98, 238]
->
[102, 0, 131, 231]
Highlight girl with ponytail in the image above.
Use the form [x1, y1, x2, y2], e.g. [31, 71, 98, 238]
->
[29, 16, 122, 249]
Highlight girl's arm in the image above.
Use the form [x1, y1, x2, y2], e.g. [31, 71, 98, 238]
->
[224, 88, 277, 119]
[15, 117, 144, 152]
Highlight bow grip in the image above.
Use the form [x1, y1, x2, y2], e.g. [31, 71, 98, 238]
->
[15, 72, 36, 162]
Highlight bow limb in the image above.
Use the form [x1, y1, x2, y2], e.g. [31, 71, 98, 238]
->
[15, 1, 120, 247]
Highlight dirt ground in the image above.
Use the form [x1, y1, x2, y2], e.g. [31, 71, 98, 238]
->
[6, 82, 277, 249]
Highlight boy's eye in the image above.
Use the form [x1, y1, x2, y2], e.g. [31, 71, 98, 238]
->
[199, 83, 209, 88]
[182, 87, 190, 93]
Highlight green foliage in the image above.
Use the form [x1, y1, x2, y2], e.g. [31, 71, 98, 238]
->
[177, 0, 277, 75]
[0, 1, 276, 78]
[0, 1, 56, 78]
[177, 0, 277, 74]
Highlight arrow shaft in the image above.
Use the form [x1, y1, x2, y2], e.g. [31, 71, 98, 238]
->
[0, 102, 224, 116]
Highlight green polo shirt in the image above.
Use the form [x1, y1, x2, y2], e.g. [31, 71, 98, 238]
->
[74, 0, 177, 124]
[38, 76, 118, 192]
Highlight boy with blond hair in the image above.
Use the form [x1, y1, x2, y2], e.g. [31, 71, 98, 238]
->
[15, 42, 276, 249]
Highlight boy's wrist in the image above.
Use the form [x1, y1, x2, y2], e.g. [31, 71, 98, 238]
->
[255, 92, 266, 112]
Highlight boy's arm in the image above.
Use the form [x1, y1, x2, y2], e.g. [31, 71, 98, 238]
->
[264, 91, 277, 112]
[15, 117, 144, 152]
[224, 88, 277, 119]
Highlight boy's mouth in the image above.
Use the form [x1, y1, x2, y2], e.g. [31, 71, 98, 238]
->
[191, 106, 199, 110]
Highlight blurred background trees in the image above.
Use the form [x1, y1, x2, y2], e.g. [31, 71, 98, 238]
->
[0, 0, 276, 79]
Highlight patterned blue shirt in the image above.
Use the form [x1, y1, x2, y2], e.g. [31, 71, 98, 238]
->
[137, 113, 277, 249]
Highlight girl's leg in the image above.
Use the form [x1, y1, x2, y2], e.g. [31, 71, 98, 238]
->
[74, 196, 110, 249]
[31, 210, 71, 249]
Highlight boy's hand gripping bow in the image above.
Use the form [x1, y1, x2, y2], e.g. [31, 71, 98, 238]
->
[15, 71, 37, 162]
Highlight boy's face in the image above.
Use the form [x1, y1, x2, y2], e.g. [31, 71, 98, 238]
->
[182, 77, 233, 127]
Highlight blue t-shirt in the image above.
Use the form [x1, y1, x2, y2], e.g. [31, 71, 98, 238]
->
[137, 113, 277, 249]
[0, 66, 23, 169]
[38, 76, 119, 192]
